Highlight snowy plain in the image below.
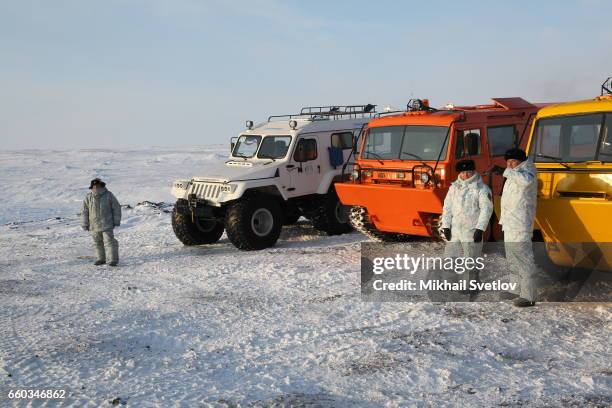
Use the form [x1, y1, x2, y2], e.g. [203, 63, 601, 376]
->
[0, 146, 610, 407]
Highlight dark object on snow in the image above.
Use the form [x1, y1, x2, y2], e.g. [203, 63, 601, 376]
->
[442, 228, 451, 241]
[109, 262, 118, 267]
[137, 201, 173, 213]
[455, 159, 475, 172]
[473, 229, 483, 242]
[504, 148, 527, 162]
[94, 260, 106, 266]
[89, 178, 106, 189]
[513, 297, 536, 307]
[110, 396, 126, 405]
[136, 201, 166, 208]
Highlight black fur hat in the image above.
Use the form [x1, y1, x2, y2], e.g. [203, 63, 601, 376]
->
[89, 178, 106, 189]
[455, 159, 476, 172]
[504, 148, 527, 162]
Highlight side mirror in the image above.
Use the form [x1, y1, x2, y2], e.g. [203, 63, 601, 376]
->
[465, 133, 480, 156]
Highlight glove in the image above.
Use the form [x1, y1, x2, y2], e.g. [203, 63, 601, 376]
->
[82, 226, 89, 231]
[489, 165, 505, 175]
[473, 229, 484, 242]
[442, 228, 451, 241]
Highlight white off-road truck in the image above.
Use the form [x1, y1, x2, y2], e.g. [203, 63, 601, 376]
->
[170, 104, 377, 250]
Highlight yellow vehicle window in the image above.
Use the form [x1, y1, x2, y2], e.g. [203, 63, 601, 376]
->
[599, 113, 612, 161]
[532, 114, 605, 162]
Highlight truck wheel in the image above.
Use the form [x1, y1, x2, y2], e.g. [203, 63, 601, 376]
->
[171, 206, 224, 246]
[349, 206, 410, 242]
[311, 190, 353, 235]
[225, 195, 283, 250]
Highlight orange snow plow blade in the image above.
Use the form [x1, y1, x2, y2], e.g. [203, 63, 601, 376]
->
[335, 183, 446, 236]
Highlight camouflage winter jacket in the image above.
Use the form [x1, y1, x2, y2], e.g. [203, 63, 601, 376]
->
[499, 160, 538, 233]
[81, 188, 121, 232]
[441, 173, 493, 240]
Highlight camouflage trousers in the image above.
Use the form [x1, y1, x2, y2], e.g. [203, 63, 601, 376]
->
[504, 230, 537, 302]
[92, 230, 118, 264]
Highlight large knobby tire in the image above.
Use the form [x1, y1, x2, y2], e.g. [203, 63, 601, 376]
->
[311, 189, 353, 236]
[225, 195, 283, 250]
[349, 206, 410, 242]
[172, 206, 224, 246]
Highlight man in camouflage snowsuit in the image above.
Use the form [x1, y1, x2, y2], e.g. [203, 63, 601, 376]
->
[440, 159, 493, 290]
[498, 148, 539, 307]
[81, 178, 122, 266]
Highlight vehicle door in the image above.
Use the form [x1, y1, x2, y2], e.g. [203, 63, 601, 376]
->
[286, 137, 321, 196]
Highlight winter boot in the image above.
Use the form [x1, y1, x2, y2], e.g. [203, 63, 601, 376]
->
[94, 260, 106, 266]
[109, 261, 118, 267]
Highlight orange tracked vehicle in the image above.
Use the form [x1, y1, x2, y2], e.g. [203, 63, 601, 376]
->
[335, 98, 545, 241]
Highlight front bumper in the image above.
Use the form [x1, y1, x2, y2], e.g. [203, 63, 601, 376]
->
[335, 182, 447, 236]
[175, 197, 216, 218]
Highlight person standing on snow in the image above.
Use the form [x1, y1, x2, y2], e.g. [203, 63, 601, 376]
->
[498, 148, 539, 307]
[439, 159, 493, 289]
[81, 178, 121, 266]
[441, 159, 493, 252]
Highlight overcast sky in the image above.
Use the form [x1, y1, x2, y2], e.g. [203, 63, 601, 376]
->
[1, 0, 611, 149]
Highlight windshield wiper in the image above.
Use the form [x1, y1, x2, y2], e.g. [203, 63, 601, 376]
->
[402, 152, 423, 160]
[401, 152, 428, 167]
[260, 156, 278, 165]
[364, 151, 385, 165]
[536, 153, 570, 169]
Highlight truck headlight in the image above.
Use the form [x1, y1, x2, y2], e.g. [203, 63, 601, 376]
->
[420, 173, 431, 184]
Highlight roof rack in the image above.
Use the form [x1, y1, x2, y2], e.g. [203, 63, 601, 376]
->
[373, 99, 438, 118]
[602, 77, 612, 96]
[268, 104, 376, 122]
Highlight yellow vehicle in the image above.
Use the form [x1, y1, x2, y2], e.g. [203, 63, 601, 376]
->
[517, 77, 612, 270]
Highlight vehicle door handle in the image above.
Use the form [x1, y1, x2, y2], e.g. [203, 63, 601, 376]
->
[286, 164, 295, 169]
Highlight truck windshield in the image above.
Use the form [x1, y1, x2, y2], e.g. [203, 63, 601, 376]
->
[232, 135, 261, 158]
[362, 125, 449, 161]
[258, 136, 292, 159]
[531, 113, 611, 162]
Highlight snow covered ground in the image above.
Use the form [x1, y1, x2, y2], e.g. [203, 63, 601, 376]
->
[0, 147, 610, 407]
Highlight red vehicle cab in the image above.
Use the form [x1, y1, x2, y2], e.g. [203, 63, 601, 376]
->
[336, 98, 545, 241]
